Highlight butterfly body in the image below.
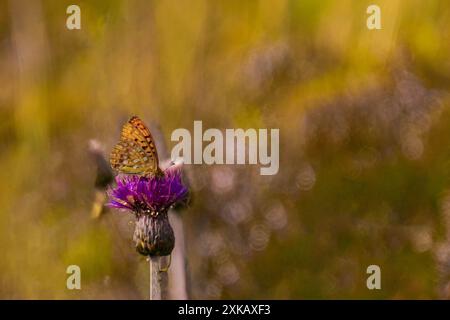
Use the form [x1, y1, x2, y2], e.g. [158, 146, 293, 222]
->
[110, 116, 163, 177]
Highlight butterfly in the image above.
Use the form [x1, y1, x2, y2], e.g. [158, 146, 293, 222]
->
[110, 116, 163, 177]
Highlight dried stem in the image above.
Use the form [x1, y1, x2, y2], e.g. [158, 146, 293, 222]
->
[168, 211, 189, 299]
[149, 256, 170, 300]
[149, 257, 161, 300]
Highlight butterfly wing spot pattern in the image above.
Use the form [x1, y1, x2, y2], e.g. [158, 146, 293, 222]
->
[110, 116, 162, 177]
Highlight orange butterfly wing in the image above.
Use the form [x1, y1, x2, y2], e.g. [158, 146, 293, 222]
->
[110, 116, 161, 176]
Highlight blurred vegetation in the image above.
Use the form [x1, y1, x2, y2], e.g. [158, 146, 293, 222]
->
[0, 0, 449, 299]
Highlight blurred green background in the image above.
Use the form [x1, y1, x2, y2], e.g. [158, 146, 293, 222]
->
[0, 0, 449, 299]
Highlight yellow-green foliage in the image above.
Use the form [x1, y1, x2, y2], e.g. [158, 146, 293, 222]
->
[0, 0, 449, 299]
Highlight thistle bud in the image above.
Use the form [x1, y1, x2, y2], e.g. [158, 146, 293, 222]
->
[134, 212, 175, 256]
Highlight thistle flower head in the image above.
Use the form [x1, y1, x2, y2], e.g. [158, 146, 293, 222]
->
[106, 165, 188, 256]
[107, 166, 188, 215]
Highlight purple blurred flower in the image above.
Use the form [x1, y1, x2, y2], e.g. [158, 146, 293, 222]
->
[107, 167, 188, 215]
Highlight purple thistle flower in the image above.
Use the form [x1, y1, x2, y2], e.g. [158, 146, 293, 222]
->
[107, 167, 188, 215]
[106, 165, 188, 256]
